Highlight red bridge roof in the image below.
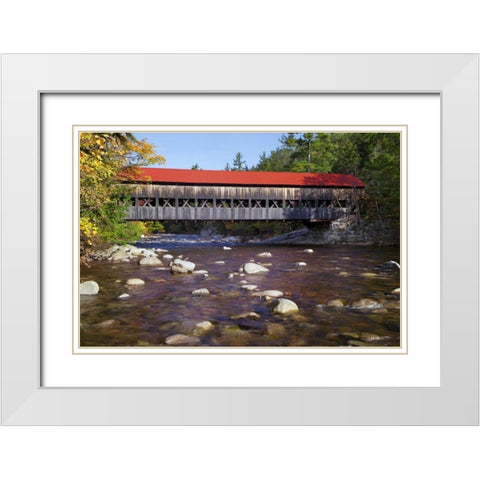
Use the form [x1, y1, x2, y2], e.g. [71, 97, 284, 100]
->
[129, 168, 364, 188]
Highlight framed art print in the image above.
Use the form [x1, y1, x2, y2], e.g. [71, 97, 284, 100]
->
[1, 54, 478, 424]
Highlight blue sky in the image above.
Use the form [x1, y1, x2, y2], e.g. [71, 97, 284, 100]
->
[133, 132, 287, 170]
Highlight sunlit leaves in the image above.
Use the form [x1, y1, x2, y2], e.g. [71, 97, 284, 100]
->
[79, 132, 165, 257]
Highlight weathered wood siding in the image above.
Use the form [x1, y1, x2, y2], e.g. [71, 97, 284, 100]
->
[126, 184, 361, 222]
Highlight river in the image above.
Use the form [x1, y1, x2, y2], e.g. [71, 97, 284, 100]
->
[80, 235, 401, 348]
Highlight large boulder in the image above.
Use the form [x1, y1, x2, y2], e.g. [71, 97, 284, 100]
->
[170, 258, 196, 274]
[243, 262, 269, 274]
[269, 298, 299, 314]
[80, 280, 99, 295]
[138, 256, 162, 265]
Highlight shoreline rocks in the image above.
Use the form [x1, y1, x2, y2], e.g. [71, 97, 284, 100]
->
[138, 256, 162, 265]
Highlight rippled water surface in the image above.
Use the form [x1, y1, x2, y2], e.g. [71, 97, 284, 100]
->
[80, 235, 401, 348]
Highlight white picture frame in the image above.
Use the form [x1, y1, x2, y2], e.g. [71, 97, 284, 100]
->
[1, 54, 478, 425]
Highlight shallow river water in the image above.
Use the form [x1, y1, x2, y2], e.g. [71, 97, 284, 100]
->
[80, 235, 401, 348]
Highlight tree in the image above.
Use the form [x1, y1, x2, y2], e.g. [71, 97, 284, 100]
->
[80, 132, 165, 258]
[191, 163, 200, 170]
[231, 152, 247, 171]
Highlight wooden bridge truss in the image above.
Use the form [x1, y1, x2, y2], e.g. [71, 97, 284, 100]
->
[126, 184, 361, 222]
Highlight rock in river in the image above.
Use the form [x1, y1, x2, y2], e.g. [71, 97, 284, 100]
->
[194, 320, 214, 334]
[257, 252, 272, 258]
[327, 299, 344, 307]
[126, 278, 145, 286]
[192, 288, 210, 296]
[171, 258, 196, 274]
[138, 256, 162, 265]
[351, 298, 382, 309]
[165, 334, 201, 346]
[269, 298, 299, 314]
[80, 280, 99, 295]
[251, 290, 284, 298]
[229, 312, 261, 320]
[243, 262, 269, 274]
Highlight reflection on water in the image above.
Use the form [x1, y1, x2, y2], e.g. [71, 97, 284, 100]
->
[80, 235, 401, 348]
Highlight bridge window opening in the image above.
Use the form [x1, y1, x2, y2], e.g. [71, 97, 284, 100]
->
[233, 199, 248, 208]
[268, 199, 282, 208]
[137, 198, 155, 207]
[159, 198, 175, 208]
[180, 199, 195, 208]
[252, 199, 267, 208]
[285, 200, 299, 208]
[217, 199, 232, 208]
[198, 199, 214, 208]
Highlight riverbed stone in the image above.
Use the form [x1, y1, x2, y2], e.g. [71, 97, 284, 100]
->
[138, 256, 163, 265]
[327, 299, 344, 307]
[171, 258, 196, 274]
[193, 320, 214, 334]
[269, 298, 299, 314]
[392, 287, 401, 294]
[294, 262, 307, 267]
[192, 288, 210, 295]
[214, 260, 226, 265]
[128, 246, 144, 256]
[230, 312, 261, 320]
[352, 298, 382, 309]
[126, 278, 145, 286]
[193, 270, 209, 275]
[252, 290, 284, 298]
[163, 254, 174, 260]
[117, 293, 130, 299]
[243, 262, 269, 274]
[223, 246, 232, 250]
[165, 334, 201, 346]
[241, 284, 258, 291]
[360, 332, 381, 341]
[360, 272, 377, 277]
[257, 252, 272, 258]
[381, 260, 400, 271]
[80, 280, 99, 295]
[109, 250, 131, 261]
[338, 271, 349, 277]
[303, 249, 314, 253]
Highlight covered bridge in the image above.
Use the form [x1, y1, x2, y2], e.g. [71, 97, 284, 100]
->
[123, 168, 364, 222]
